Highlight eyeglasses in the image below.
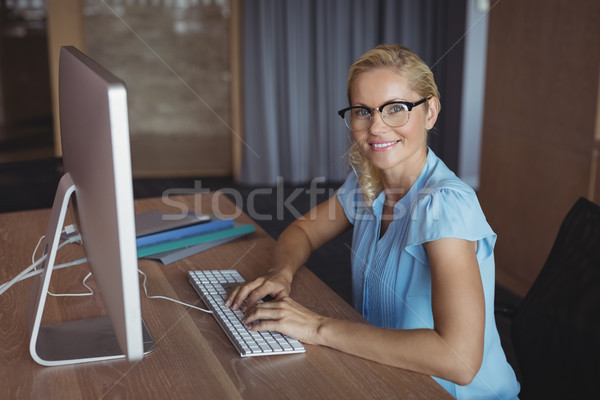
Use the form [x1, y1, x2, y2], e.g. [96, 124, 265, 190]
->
[337, 98, 429, 131]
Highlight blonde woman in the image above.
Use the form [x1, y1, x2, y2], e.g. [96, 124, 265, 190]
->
[227, 44, 519, 399]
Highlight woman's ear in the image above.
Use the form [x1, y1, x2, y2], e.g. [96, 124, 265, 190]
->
[424, 97, 440, 131]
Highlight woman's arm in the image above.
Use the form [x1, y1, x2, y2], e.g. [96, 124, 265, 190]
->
[225, 195, 352, 311]
[243, 237, 485, 385]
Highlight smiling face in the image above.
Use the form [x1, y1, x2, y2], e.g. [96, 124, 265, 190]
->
[349, 67, 438, 184]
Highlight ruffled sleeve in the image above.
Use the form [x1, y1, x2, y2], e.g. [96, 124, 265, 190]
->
[404, 186, 496, 265]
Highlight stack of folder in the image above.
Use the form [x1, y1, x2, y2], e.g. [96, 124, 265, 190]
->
[135, 210, 255, 264]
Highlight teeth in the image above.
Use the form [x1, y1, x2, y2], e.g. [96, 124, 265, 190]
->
[371, 140, 400, 148]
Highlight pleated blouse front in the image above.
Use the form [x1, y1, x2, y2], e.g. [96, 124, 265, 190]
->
[336, 149, 520, 400]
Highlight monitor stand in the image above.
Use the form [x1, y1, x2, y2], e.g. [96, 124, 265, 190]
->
[26, 173, 155, 366]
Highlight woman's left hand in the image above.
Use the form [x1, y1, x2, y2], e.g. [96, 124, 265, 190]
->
[242, 297, 327, 345]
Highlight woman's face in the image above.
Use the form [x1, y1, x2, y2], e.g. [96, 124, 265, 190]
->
[349, 68, 438, 180]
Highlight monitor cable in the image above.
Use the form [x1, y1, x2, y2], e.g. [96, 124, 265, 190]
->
[0, 227, 212, 314]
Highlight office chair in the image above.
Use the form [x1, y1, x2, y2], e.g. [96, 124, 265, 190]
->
[507, 197, 600, 399]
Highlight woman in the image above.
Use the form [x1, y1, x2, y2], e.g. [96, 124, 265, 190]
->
[226, 44, 520, 399]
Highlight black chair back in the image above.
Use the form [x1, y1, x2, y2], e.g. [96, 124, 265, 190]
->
[511, 197, 600, 399]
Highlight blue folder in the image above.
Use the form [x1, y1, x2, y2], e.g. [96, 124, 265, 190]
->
[136, 218, 234, 247]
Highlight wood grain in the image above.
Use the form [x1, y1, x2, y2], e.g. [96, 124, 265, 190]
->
[0, 193, 451, 399]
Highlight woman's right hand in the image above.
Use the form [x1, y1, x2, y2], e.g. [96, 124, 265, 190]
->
[224, 269, 293, 312]
[225, 196, 351, 313]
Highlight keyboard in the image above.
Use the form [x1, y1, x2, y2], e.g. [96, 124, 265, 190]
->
[188, 270, 305, 357]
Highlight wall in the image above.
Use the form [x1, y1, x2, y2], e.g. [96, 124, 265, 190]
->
[82, 0, 232, 177]
[44, 0, 233, 176]
[479, 0, 600, 296]
[0, 0, 54, 162]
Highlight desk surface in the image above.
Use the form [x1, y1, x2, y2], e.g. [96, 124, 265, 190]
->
[0, 193, 452, 399]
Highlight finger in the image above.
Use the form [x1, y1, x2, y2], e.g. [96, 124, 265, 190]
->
[247, 319, 286, 335]
[243, 283, 289, 312]
[243, 304, 284, 326]
[224, 283, 248, 308]
[243, 297, 294, 321]
[227, 279, 263, 310]
[224, 285, 241, 307]
[243, 287, 274, 312]
[230, 277, 282, 311]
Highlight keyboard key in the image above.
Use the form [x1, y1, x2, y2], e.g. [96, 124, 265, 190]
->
[188, 270, 305, 357]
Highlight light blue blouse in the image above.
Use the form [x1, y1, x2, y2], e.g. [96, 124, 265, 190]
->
[337, 149, 520, 400]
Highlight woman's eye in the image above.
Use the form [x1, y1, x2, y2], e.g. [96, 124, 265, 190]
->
[388, 104, 406, 114]
[353, 108, 371, 118]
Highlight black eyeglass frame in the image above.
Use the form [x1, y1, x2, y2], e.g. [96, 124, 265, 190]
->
[337, 97, 429, 130]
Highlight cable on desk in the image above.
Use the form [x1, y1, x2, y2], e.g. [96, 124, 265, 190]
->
[27, 230, 93, 298]
[0, 226, 213, 314]
[0, 227, 85, 296]
[138, 269, 213, 314]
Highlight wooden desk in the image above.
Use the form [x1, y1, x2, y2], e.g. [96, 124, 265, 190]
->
[0, 193, 452, 399]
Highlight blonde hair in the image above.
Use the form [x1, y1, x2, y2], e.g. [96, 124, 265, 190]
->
[346, 44, 440, 205]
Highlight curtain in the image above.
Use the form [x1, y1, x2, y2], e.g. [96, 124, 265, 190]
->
[240, 0, 463, 185]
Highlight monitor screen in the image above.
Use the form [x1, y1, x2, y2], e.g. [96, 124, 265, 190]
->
[27, 46, 154, 366]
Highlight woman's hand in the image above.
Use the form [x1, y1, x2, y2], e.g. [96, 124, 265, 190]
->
[226, 196, 351, 313]
[225, 269, 293, 312]
[242, 296, 327, 345]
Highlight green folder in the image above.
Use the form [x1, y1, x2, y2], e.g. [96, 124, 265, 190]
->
[137, 222, 255, 258]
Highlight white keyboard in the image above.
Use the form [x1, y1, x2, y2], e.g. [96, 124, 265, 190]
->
[188, 270, 305, 357]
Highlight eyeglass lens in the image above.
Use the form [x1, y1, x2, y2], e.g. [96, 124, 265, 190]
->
[344, 103, 410, 131]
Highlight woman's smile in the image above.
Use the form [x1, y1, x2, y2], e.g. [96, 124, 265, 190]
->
[369, 139, 402, 151]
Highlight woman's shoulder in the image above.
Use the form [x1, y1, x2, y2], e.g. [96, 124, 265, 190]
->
[405, 150, 493, 245]
[420, 150, 476, 198]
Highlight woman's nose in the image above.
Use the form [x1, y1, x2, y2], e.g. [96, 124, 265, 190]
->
[368, 110, 388, 133]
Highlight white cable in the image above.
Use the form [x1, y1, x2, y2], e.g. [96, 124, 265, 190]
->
[35, 267, 212, 311]
[0, 257, 89, 297]
[0, 231, 83, 296]
[1, 228, 213, 315]
[0, 254, 45, 296]
[32, 235, 46, 263]
[138, 269, 212, 314]
[48, 272, 94, 297]
[29, 229, 89, 297]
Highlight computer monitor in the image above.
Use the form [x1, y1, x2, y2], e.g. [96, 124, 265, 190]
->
[27, 46, 154, 366]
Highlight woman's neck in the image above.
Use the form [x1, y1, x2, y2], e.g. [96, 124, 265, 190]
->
[380, 148, 428, 204]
